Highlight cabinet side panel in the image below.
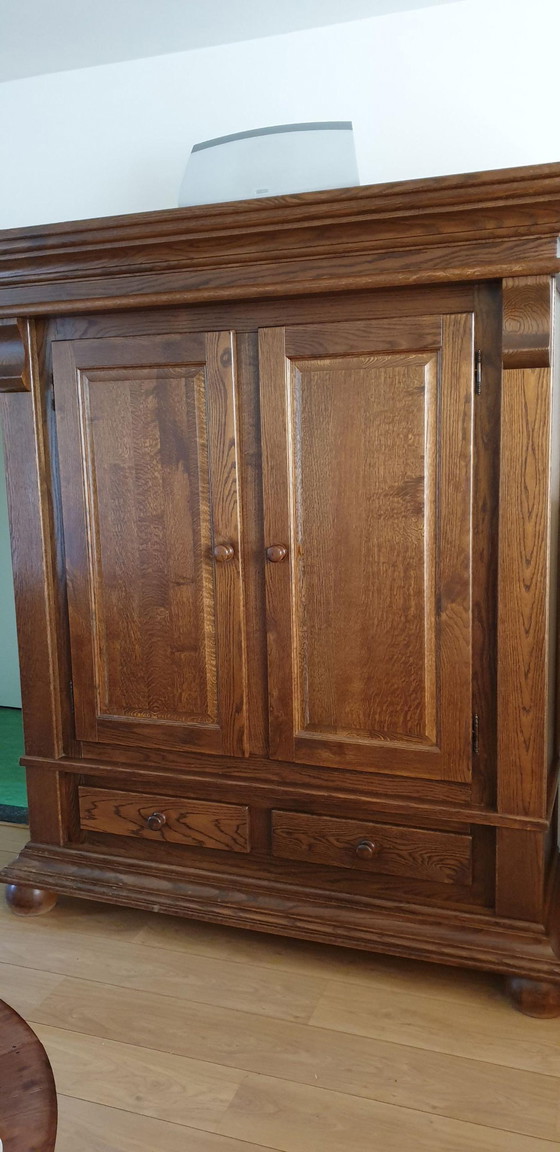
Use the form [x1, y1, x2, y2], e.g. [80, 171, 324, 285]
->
[498, 366, 552, 817]
[0, 319, 73, 844]
[0, 322, 68, 759]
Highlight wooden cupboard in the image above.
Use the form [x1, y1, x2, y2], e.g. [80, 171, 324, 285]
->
[1, 162, 560, 1015]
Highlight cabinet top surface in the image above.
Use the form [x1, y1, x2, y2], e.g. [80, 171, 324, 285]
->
[1, 160, 560, 313]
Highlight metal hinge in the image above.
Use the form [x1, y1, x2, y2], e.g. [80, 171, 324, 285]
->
[474, 350, 482, 395]
[69, 680, 74, 710]
[472, 713, 480, 756]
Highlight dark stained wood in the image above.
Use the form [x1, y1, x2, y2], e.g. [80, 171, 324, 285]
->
[495, 828, 546, 921]
[2, 163, 560, 1012]
[470, 283, 501, 810]
[505, 976, 560, 1017]
[23, 752, 549, 829]
[79, 787, 250, 853]
[271, 810, 473, 885]
[0, 317, 30, 391]
[1, 163, 560, 314]
[5, 885, 57, 916]
[260, 313, 474, 781]
[497, 366, 553, 818]
[2, 837, 560, 981]
[502, 276, 554, 368]
[0, 1000, 57, 1150]
[53, 329, 247, 757]
[53, 284, 479, 341]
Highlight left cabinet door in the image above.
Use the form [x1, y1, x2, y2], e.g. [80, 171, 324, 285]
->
[53, 330, 247, 757]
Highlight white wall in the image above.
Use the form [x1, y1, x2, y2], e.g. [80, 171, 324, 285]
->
[0, 433, 21, 708]
[0, 0, 559, 230]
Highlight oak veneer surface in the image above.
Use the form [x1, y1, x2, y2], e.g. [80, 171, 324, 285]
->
[1, 822, 560, 1152]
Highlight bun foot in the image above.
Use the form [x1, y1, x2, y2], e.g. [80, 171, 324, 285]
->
[505, 976, 560, 1018]
[5, 884, 57, 917]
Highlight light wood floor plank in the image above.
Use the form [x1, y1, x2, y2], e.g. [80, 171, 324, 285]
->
[0, 925, 327, 1022]
[57, 1096, 277, 1152]
[0, 960, 65, 1016]
[35, 1025, 245, 1129]
[22, 971, 560, 1140]
[311, 980, 560, 1074]
[0, 892, 149, 941]
[135, 911, 497, 1004]
[0, 822, 27, 852]
[215, 1074, 560, 1152]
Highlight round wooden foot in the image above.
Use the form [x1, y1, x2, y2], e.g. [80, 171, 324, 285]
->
[5, 884, 57, 917]
[505, 976, 560, 1018]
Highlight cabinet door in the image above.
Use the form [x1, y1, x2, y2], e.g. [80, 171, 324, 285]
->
[260, 312, 475, 782]
[54, 330, 247, 756]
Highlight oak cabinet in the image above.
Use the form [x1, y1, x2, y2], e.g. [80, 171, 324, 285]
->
[2, 163, 560, 1016]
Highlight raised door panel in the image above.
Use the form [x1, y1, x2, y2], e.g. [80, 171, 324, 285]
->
[260, 313, 474, 782]
[53, 331, 247, 756]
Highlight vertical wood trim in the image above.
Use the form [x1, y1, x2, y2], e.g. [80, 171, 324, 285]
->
[498, 366, 552, 816]
[0, 321, 67, 761]
[549, 285, 560, 784]
[259, 327, 295, 761]
[53, 340, 100, 742]
[496, 828, 545, 921]
[438, 313, 474, 781]
[235, 332, 268, 756]
[206, 330, 248, 756]
[471, 284, 501, 808]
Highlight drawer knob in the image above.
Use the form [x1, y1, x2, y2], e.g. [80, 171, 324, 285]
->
[213, 543, 235, 563]
[266, 544, 288, 563]
[146, 811, 167, 831]
[355, 839, 378, 860]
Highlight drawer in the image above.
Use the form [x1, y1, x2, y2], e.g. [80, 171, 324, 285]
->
[272, 810, 472, 886]
[79, 787, 250, 854]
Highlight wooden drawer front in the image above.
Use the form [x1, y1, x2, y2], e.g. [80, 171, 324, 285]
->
[272, 811, 472, 885]
[79, 788, 250, 854]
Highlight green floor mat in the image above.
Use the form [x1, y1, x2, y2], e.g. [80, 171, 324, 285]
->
[0, 707, 27, 810]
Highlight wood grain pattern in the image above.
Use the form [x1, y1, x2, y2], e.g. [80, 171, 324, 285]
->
[0, 317, 30, 391]
[271, 810, 472, 884]
[495, 828, 546, 922]
[79, 788, 250, 854]
[498, 367, 552, 817]
[0, 1000, 57, 1152]
[502, 276, 554, 369]
[1, 163, 560, 315]
[53, 329, 247, 757]
[260, 313, 474, 781]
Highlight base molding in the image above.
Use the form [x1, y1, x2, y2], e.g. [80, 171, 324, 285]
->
[2, 841, 560, 988]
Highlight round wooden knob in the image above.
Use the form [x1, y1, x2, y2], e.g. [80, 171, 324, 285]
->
[213, 543, 235, 563]
[355, 839, 378, 860]
[147, 811, 166, 831]
[266, 544, 288, 563]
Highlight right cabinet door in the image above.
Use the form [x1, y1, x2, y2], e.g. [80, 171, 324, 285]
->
[259, 312, 475, 784]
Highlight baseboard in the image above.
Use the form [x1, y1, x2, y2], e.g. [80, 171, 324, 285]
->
[0, 804, 28, 824]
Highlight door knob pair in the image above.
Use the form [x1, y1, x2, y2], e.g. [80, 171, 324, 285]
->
[212, 544, 288, 563]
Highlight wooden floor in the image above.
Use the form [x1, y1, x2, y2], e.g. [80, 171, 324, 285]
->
[1, 823, 560, 1151]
